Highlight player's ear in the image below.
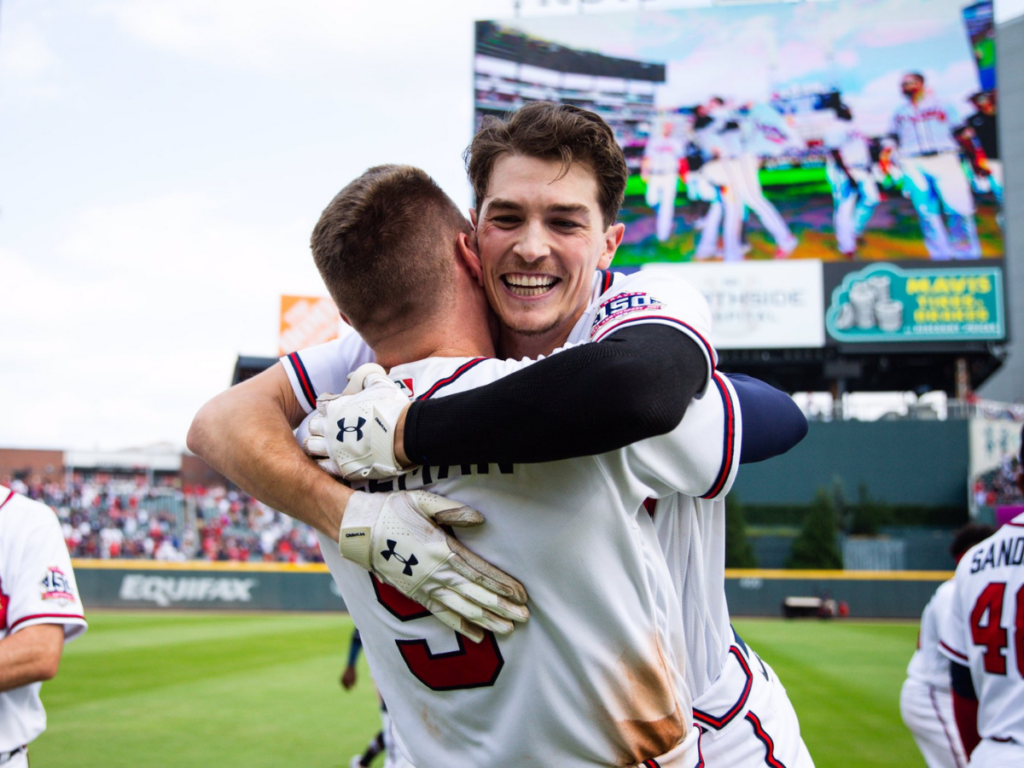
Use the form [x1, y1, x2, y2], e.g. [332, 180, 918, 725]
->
[598, 222, 625, 270]
[457, 232, 484, 286]
[339, 310, 351, 327]
[469, 208, 478, 229]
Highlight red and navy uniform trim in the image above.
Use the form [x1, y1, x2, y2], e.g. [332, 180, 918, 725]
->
[286, 352, 318, 410]
[416, 358, 488, 401]
[593, 315, 716, 374]
[641, 759, 661, 768]
[693, 645, 753, 729]
[745, 711, 787, 768]
[0, 488, 14, 511]
[9, 613, 86, 632]
[940, 640, 969, 662]
[700, 373, 737, 500]
[599, 269, 614, 294]
[695, 727, 705, 768]
[929, 687, 966, 768]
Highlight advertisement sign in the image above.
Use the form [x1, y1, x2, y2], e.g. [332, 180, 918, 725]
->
[279, 295, 342, 356]
[643, 261, 825, 349]
[825, 263, 1003, 343]
[476, 0, 1003, 266]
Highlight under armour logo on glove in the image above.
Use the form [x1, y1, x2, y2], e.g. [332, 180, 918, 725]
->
[336, 417, 366, 442]
[381, 539, 418, 576]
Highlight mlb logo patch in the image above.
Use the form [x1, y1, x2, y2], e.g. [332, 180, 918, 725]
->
[394, 378, 415, 399]
[41, 567, 76, 606]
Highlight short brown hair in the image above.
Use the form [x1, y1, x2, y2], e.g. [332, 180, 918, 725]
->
[465, 102, 628, 228]
[310, 165, 469, 338]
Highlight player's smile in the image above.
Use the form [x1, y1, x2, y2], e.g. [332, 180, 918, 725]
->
[500, 272, 562, 299]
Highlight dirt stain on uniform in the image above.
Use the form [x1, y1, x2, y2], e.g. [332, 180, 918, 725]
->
[610, 635, 688, 765]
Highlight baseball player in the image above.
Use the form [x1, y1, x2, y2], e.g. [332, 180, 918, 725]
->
[704, 98, 798, 260]
[1, 485, 88, 768]
[823, 104, 879, 259]
[889, 72, 981, 259]
[189, 102, 811, 767]
[959, 91, 1002, 208]
[901, 524, 995, 768]
[642, 119, 686, 242]
[343, 629, 411, 768]
[939, 432, 1024, 767]
[298, 163, 743, 766]
[688, 106, 728, 260]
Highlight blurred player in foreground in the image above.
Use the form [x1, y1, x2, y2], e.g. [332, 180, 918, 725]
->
[342, 629, 409, 768]
[901, 523, 995, 768]
[0, 485, 88, 768]
[824, 103, 879, 259]
[889, 72, 980, 259]
[939, 428, 1024, 766]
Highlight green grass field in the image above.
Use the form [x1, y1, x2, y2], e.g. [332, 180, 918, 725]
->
[31, 612, 925, 767]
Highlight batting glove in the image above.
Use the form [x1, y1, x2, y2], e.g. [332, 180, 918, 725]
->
[305, 364, 410, 481]
[340, 489, 530, 642]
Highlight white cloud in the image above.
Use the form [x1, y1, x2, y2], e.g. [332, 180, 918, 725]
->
[0, 13, 64, 100]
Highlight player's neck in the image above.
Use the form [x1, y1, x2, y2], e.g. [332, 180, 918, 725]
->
[372, 313, 495, 369]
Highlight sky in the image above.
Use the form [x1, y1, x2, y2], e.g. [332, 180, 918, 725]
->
[2, 0, 1023, 453]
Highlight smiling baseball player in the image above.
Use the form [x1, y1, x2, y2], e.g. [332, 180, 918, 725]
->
[1, 486, 87, 768]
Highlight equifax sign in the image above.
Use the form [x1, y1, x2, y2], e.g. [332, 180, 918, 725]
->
[118, 575, 258, 607]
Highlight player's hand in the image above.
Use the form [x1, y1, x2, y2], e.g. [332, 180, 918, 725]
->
[340, 665, 357, 690]
[305, 364, 411, 480]
[339, 490, 529, 642]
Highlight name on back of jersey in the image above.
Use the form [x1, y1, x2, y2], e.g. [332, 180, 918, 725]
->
[591, 292, 664, 336]
[351, 462, 515, 495]
[971, 536, 1024, 573]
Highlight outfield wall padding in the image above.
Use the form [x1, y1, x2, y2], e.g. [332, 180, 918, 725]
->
[74, 561, 949, 619]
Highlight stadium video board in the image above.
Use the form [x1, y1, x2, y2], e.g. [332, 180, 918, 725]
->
[475, 0, 1005, 352]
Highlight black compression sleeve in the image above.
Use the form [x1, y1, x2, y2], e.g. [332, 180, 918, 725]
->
[404, 324, 708, 466]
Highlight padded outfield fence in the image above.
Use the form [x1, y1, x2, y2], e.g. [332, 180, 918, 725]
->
[73, 561, 951, 619]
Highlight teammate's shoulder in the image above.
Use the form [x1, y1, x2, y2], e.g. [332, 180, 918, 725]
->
[393, 355, 502, 400]
[606, 268, 706, 303]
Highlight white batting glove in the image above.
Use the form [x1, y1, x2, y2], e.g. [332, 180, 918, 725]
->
[305, 364, 410, 481]
[340, 490, 529, 642]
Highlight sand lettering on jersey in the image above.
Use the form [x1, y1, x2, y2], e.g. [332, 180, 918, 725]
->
[970, 537, 1024, 573]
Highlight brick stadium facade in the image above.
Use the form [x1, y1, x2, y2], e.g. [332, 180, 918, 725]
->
[0, 447, 227, 488]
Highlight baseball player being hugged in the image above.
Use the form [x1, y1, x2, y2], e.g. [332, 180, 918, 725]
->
[889, 72, 981, 259]
[939, 429, 1024, 767]
[823, 103, 879, 259]
[1, 486, 87, 768]
[642, 119, 687, 243]
[901, 524, 995, 768]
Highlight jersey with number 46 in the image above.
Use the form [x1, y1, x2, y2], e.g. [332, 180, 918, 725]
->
[939, 512, 1024, 745]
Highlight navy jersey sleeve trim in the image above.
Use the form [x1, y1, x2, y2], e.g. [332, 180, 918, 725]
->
[416, 358, 488, 401]
[700, 373, 738, 500]
[287, 352, 318, 410]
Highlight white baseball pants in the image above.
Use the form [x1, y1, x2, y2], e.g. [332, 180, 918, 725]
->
[900, 678, 967, 768]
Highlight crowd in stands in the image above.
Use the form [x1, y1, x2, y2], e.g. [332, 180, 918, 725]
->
[973, 455, 1024, 509]
[6, 476, 324, 563]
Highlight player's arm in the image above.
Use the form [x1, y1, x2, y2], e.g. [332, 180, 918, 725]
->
[950, 660, 981, 756]
[0, 625, 64, 693]
[400, 324, 705, 467]
[830, 148, 856, 186]
[341, 628, 362, 689]
[187, 363, 355, 540]
[726, 374, 807, 463]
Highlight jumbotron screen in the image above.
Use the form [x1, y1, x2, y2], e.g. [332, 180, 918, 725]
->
[475, 0, 1005, 351]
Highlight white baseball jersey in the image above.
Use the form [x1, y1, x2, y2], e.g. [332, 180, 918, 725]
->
[742, 103, 803, 159]
[313, 349, 738, 767]
[909, 580, 958, 691]
[939, 513, 1024, 749]
[1, 487, 87, 753]
[823, 121, 872, 169]
[644, 134, 685, 176]
[890, 94, 959, 156]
